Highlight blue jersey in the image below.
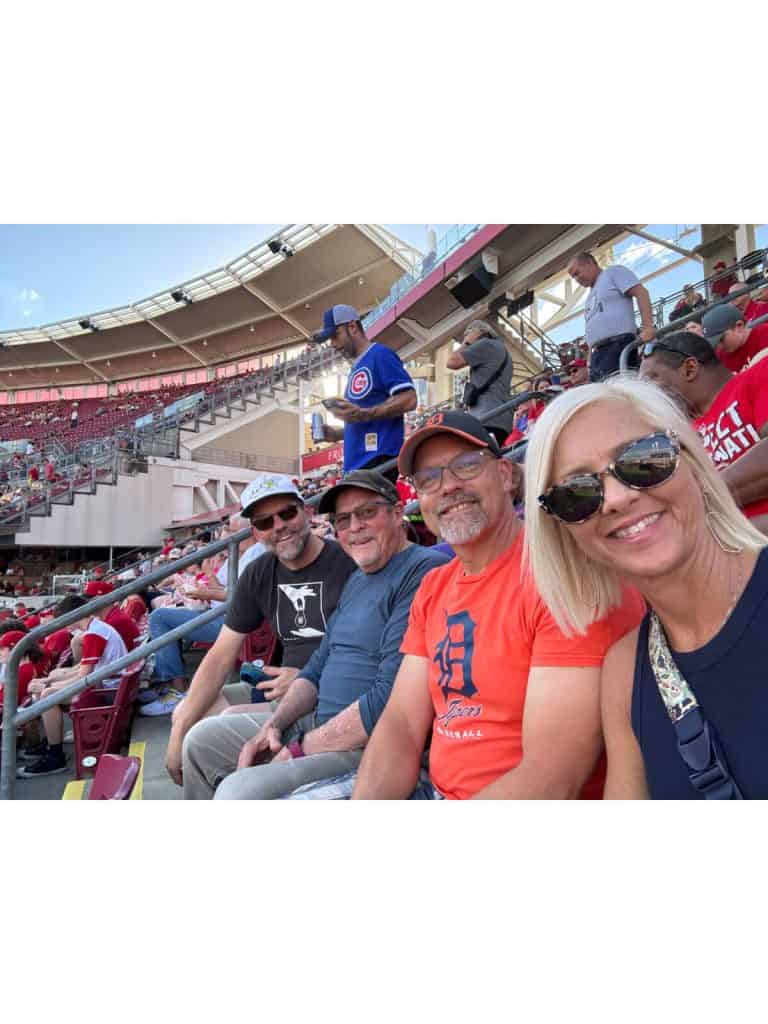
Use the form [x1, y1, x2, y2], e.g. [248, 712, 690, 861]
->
[342, 342, 415, 472]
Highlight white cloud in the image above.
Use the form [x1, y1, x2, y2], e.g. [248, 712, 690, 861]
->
[18, 287, 41, 302]
[620, 240, 678, 271]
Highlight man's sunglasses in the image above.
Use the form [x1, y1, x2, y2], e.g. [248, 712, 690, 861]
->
[410, 449, 496, 494]
[330, 500, 393, 532]
[640, 341, 695, 359]
[538, 431, 681, 524]
[251, 504, 301, 531]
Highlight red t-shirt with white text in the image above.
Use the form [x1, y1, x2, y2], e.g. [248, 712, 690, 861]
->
[694, 358, 768, 518]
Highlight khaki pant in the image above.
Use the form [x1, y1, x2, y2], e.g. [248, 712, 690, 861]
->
[182, 710, 363, 800]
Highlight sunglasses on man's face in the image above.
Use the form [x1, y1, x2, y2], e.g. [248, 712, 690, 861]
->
[538, 431, 681, 524]
[251, 504, 301, 532]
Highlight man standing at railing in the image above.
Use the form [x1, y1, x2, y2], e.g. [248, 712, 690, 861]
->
[567, 251, 655, 382]
[312, 305, 417, 482]
[446, 320, 514, 445]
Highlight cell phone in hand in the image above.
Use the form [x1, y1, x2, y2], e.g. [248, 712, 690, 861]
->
[322, 398, 347, 411]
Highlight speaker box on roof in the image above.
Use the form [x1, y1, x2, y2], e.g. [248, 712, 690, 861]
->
[448, 266, 496, 309]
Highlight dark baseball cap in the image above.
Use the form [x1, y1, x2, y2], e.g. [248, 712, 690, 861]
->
[702, 303, 744, 346]
[397, 410, 502, 478]
[312, 304, 361, 343]
[640, 331, 717, 364]
[317, 469, 399, 514]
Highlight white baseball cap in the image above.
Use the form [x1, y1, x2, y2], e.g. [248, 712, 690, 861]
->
[240, 475, 302, 518]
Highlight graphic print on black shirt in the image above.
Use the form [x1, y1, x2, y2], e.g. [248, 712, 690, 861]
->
[276, 581, 327, 641]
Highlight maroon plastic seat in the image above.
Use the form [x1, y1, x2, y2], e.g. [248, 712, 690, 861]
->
[88, 754, 141, 800]
[68, 662, 144, 779]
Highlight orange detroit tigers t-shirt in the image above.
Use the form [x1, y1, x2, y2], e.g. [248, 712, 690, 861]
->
[401, 531, 645, 800]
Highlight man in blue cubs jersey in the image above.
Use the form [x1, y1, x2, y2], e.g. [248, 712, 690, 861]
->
[314, 304, 417, 479]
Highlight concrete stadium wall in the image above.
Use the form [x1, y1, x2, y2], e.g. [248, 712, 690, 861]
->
[14, 457, 267, 548]
[207, 409, 299, 459]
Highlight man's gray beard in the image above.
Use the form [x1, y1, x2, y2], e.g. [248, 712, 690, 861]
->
[438, 507, 488, 546]
[269, 524, 311, 562]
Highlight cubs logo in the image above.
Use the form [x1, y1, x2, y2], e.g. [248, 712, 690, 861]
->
[348, 368, 372, 400]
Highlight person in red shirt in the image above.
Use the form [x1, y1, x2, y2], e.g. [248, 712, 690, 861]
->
[27, 464, 39, 484]
[0, 628, 49, 710]
[83, 580, 139, 651]
[710, 260, 737, 299]
[728, 282, 768, 324]
[640, 331, 768, 534]
[703, 302, 768, 373]
[43, 457, 56, 483]
[351, 411, 644, 800]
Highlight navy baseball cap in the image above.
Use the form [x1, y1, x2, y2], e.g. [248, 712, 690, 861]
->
[313, 304, 361, 343]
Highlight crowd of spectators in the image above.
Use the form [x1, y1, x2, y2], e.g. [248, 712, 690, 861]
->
[6, 251, 768, 800]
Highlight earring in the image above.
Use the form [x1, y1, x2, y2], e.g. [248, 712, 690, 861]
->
[702, 488, 743, 554]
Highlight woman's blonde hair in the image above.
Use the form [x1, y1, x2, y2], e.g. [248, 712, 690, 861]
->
[523, 375, 767, 636]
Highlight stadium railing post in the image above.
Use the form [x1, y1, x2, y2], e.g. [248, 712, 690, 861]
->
[0, 524, 252, 801]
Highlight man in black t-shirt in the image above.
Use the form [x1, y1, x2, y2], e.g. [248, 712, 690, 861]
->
[165, 475, 355, 785]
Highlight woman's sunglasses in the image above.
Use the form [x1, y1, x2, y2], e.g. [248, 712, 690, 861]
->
[251, 504, 301, 531]
[538, 431, 681, 524]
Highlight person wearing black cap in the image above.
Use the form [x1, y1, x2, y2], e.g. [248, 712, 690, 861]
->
[338, 411, 642, 800]
[181, 470, 448, 799]
[312, 304, 416, 480]
[640, 331, 768, 535]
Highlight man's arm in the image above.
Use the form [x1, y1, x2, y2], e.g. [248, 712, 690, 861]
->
[626, 283, 656, 341]
[331, 389, 416, 424]
[599, 630, 649, 799]
[321, 424, 345, 442]
[720, 431, 768, 508]
[446, 348, 469, 370]
[352, 654, 434, 799]
[165, 625, 247, 783]
[473, 665, 604, 799]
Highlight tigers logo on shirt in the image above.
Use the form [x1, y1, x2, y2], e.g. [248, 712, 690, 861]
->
[348, 367, 373, 400]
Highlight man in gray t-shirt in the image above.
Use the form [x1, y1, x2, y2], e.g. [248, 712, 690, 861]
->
[446, 320, 514, 444]
[567, 251, 656, 382]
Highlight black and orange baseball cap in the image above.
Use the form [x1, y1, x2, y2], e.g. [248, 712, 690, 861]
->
[397, 410, 501, 478]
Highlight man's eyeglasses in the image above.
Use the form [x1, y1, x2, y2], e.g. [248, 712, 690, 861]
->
[331, 500, 393, 533]
[538, 431, 681, 524]
[251, 504, 301, 532]
[410, 449, 496, 494]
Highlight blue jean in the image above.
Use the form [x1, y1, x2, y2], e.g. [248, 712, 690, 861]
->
[589, 334, 638, 381]
[149, 606, 226, 682]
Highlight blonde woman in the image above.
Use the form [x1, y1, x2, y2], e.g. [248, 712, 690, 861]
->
[524, 376, 768, 799]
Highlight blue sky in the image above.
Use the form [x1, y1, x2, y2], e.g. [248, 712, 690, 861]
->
[0, 223, 452, 330]
[1, 223, 764, 334]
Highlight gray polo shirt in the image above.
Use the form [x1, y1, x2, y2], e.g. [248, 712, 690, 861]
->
[584, 265, 640, 345]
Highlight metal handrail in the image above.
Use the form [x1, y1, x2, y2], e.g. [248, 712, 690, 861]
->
[619, 275, 768, 372]
[0, 525, 250, 800]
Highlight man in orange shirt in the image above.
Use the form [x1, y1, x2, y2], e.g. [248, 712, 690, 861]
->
[349, 411, 644, 800]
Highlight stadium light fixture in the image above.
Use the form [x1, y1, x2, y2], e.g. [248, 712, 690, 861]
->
[79, 318, 100, 332]
[171, 288, 193, 306]
[267, 239, 295, 259]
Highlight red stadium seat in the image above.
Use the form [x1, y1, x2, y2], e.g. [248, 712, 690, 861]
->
[69, 663, 144, 779]
[88, 754, 141, 800]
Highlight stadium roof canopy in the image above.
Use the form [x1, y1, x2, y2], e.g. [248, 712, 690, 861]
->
[0, 224, 420, 390]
